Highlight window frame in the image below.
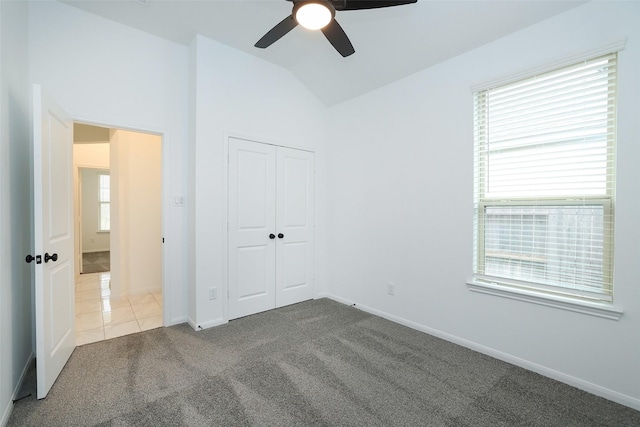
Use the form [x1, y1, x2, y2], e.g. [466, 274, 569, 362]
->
[469, 43, 625, 318]
[98, 172, 110, 233]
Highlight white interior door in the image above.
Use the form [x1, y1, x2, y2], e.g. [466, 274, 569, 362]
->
[275, 147, 315, 307]
[228, 138, 315, 320]
[33, 84, 75, 399]
[228, 138, 277, 319]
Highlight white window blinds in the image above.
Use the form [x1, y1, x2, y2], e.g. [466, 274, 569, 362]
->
[473, 53, 617, 301]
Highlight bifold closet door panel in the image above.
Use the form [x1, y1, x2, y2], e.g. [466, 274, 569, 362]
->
[228, 137, 277, 320]
[275, 147, 315, 308]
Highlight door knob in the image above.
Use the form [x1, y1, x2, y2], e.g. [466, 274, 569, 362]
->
[278, 233, 284, 239]
[269, 233, 276, 239]
[44, 253, 58, 263]
[26, 255, 42, 264]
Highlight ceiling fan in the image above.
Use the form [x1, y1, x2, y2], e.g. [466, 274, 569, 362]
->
[255, 0, 418, 57]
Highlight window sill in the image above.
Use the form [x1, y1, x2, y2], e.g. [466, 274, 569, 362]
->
[466, 280, 623, 320]
[96, 230, 110, 234]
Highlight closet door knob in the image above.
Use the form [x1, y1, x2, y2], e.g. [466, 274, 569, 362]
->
[269, 234, 276, 239]
[278, 233, 284, 239]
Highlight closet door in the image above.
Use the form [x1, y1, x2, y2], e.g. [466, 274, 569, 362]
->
[228, 138, 277, 320]
[276, 147, 315, 307]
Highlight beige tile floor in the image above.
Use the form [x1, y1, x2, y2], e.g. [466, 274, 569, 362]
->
[75, 272, 163, 346]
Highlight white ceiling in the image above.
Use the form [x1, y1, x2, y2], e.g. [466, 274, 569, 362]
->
[61, 0, 586, 106]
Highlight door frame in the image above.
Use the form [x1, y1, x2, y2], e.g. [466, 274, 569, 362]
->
[72, 117, 169, 326]
[222, 131, 316, 323]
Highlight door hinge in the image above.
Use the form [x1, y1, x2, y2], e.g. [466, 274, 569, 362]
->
[162, 237, 165, 243]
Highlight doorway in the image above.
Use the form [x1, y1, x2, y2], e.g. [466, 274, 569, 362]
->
[73, 123, 164, 345]
[78, 167, 111, 274]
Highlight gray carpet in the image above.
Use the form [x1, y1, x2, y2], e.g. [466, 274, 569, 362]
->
[82, 251, 110, 274]
[8, 299, 640, 426]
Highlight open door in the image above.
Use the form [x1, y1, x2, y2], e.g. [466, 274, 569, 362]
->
[32, 84, 75, 399]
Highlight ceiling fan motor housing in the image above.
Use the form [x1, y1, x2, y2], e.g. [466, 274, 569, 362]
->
[293, 0, 336, 28]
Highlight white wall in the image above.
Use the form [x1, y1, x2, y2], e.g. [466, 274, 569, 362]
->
[29, 0, 189, 325]
[110, 129, 128, 299]
[0, 1, 32, 425]
[123, 130, 162, 296]
[189, 35, 328, 328]
[80, 168, 110, 253]
[110, 129, 162, 297]
[74, 142, 110, 167]
[326, 1, 640, 410]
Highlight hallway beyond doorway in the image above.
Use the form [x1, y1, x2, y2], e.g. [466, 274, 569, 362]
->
[75, 272, 163, 345]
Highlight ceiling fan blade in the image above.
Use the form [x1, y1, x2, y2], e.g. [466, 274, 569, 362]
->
[255, 15, 298, 49]
[334, 0, 417, 11]
[321, 19, 355, 57]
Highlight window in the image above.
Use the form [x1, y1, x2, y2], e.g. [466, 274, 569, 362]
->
[473, 53, 617, 302]
[98, 173, 110, 232]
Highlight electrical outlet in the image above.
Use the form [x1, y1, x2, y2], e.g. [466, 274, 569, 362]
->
[209, 287, 217, 300]
[387, 282, 395, 296]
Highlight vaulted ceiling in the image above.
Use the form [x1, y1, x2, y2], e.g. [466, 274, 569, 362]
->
[62, 0, 585, 106]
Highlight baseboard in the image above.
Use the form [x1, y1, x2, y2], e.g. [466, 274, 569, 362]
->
[0, 392, 11, 427]
[1, 352, 34, 427]
[14, 353, 34, 402]
[187, 317, 198, 331]
[322, 294, 640, 412]
[187, 317, 226, 331]
[168, 315, 187, 327]
[197, 318, 226, 331]
[0, 395, 10, 427]
[322, 293, 351, 306]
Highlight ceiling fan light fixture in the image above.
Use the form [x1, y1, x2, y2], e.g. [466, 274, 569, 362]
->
[256, 0, 416, 56]
[294, 2, 334, 30]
